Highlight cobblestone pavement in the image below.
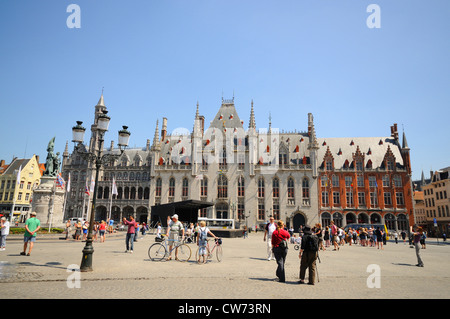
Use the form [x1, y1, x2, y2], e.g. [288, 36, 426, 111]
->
[1, 231, 449, 300]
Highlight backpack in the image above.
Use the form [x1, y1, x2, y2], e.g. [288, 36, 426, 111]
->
[305, 234, 319, 252]
[199, 228, 207, 241]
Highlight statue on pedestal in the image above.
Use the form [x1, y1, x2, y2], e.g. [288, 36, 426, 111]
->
[43, 137, 60, 177]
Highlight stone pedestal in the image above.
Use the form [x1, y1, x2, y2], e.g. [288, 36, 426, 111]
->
[31, 176, 66, 228]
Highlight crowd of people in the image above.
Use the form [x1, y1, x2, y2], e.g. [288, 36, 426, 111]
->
[263, 217, 433, 285]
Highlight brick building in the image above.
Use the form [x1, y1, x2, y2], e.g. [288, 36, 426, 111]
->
[317, 124, 414, 232]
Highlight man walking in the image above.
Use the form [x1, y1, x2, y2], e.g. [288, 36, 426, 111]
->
[298, 225, 319, 285]
[123, 216, 137, 253]
[1, 216, 10, 250]
[264, 216, 276, 261]
[21, 212, 40, 256]
[411, 225, 424, 267]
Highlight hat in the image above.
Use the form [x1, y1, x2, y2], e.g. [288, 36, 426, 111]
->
[1, 217, 6, 221]
[172, 214, 178, 219]
[30, 212, 37, 216]
[303, 225, 312, 233]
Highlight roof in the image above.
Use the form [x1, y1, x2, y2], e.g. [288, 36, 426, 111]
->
[3, 158, 30, 176]
[208, 99, 244, 132]
[317, 137, 404, 169]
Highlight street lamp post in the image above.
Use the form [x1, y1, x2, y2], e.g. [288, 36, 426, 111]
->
[71, 113, 130, 272]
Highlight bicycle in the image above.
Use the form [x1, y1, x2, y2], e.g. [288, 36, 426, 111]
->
[195, 238, 223, 262]
[148, 237, 191, 262]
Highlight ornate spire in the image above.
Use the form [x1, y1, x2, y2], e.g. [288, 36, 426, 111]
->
[151, 119, 160, 151]
[63, 140, 69, 158]
[249, 99, 256, 129]
[402, 131, 410, 150]
[268, 112, 272, 134]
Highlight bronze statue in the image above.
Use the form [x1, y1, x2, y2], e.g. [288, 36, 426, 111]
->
[44, 137, 60, 177]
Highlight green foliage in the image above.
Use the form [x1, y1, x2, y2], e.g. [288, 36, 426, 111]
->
[10, 227, 64, 234]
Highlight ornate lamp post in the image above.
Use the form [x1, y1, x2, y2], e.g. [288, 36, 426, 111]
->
[72, 113, 131, 272]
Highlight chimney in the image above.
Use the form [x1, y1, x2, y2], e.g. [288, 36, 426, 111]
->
[146, 139, 150, 151]
[0, 159, 4, 167]
[161, 117, 167, 141]
[110, 140, 114, 151]
[36, 156, 39, 164]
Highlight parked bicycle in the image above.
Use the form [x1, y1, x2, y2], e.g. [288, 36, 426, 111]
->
[195, 238, 223, 262]
[148, 237, 191, 262]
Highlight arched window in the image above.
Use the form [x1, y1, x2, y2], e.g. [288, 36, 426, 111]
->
[238, 176, 245, 197]
[272, 177, 279, 198]
[130, 187, 136, 199]
[138, 187, 143, 199]
[144, 187, 150, 200]
[302, 177, 310, 206]
[201, 177, 208, 197]
[287, 177, 295, 199]
[104, 186, 109, 199]
[117, 187, 123, 199]
[97, 187, 103, 199]
[216, 202, 228, 219]
[258, 177, 265, 198]
[169, 178, 175, 197]
[218, 174, 228, 198]
[182, 178, 189, 198]
[155, 178, 162, 197]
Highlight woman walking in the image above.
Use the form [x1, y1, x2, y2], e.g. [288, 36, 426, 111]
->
[271, 220, 290, 283]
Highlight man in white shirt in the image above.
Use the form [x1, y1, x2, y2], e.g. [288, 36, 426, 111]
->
[1, 217, 10, 250]
[264, 216, 277, 261]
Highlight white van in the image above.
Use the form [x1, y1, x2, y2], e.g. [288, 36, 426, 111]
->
[68, 217, 86, 225]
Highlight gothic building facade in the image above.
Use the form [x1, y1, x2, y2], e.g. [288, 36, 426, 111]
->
[62, 94, 414, 232]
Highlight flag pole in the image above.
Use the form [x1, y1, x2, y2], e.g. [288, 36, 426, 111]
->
[108, 179, 112, 221]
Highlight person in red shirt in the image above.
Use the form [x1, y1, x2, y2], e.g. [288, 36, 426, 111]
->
[271, 220, 290, 283]
[123, 216, 137, 253]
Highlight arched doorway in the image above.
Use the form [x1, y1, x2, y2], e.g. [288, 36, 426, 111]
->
[216, 202, 228, 219]
[95, 206, 107, 221]
[397, 214, 408, 231]
[111, 206, 121, 221]
[385, 213, 396, 231]
[332, 212, 343, 227]
[123, 206, 134, 219]
[136, 206, 148, 223]
[346, 212, 356, 225]
[321, 212, 331, 227]
[370, 213, 382, 224]
[293, 212, 306, 233]
[358, 212, 369, 224]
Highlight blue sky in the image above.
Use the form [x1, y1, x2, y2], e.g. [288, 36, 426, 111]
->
[0, 0, 448, 181]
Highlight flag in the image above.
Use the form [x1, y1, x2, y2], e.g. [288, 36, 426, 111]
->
[67, 173, 71, 192]
[16, 165, 22, 185]
[112, 177, 118, 196]
[90, 177, 95, 193]
[85, 182, 90, 196]
[56, 173, 65, 188]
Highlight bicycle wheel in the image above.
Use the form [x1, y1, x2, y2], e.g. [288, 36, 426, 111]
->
[215, 245, 223, 262]
[148, 243, 167, 261]
[195, 245, 210, 261]
[176, 243, 191, 262]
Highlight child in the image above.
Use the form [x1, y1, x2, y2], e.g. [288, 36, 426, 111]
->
[197, 220, 218, 264]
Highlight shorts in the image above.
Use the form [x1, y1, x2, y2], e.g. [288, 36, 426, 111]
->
[99, 230, 105, 236]
[198, 246, 207, 256]
[24, 236, 36, 243]
[169, 233, 179, 243]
